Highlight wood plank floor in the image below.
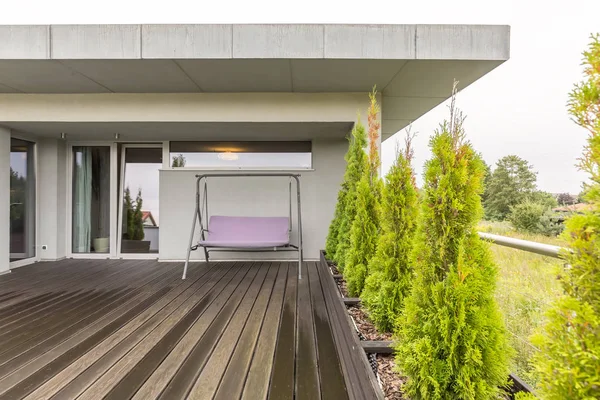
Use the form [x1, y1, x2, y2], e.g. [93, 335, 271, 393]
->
[0, 260, 349, 400]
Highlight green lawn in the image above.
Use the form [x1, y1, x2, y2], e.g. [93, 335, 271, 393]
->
[478, 221, 565, 389]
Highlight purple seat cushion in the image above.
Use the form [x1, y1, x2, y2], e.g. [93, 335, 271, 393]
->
[199, 215, 290, 248]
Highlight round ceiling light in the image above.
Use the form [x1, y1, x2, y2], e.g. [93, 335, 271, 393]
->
[218, 151, 239, 161]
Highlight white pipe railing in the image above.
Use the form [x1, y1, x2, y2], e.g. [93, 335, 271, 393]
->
[478, 232, 568, 259]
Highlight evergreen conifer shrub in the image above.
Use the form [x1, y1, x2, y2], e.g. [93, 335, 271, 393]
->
[529, 34, 600, 400]
[345, 89, 383, 296]
[395, 88, 510, 399]
[325, 187, 347, 259]
[332, 121, 368, 270]
[362, 132, 419, 332]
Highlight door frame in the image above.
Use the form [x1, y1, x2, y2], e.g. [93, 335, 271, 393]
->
[9, 132, 40, 269]
[117, 143, 163, 260]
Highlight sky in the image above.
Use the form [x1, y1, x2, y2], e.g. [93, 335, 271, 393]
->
[3, 0, 599, 195]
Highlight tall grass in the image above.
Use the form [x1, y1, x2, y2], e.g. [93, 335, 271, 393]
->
[478, 221, 564, 389]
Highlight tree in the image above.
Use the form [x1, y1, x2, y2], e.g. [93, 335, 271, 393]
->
[529, 34, 600, 400]
[345, 89, 383, 295]
[529, 190, 558, 209]
[326, 124, 367, 260]
[9, 167, 26, 222]
[577, 183, 592, 203]
[123, 187, 145, 240]
[396, 86, 510, 399]
[484, 155, 537, 220]
[557, 192, 576, 206]
[480, 159, 492, 204]
[333, 121, 368, 270]
[171, 154, 186, 167]
[361, 131, 419, 332]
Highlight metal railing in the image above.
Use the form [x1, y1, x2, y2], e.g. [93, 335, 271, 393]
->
[477, 232, 568, 259]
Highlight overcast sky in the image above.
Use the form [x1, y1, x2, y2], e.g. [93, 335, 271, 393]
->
[3, 0, 599, 194]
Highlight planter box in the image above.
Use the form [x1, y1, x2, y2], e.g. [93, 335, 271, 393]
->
[121, 240, 151, 253]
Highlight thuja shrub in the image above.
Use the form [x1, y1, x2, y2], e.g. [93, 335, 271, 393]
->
[529, 34, 600, 400]
[325, 135, 350, 259]
[331, 120, 368, 270]
[361, 133, 419, 332]
[345, 89, 383, 296]
[395, 90, 510, 400]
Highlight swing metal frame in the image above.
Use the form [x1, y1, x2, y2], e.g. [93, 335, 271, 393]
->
[182, 173, 304, 280]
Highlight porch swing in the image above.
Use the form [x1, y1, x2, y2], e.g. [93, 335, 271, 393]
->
[182, 173, 304, 280]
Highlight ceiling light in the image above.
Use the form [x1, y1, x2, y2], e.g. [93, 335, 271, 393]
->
[115, 133, 120, 140]
[218, 151, 239, 161]
[60, 132, 66, 140]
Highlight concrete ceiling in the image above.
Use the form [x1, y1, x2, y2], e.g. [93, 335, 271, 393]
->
[0, 24, 510, 139]
[0, 58, 504, 139]
[1, 121, 355, 141]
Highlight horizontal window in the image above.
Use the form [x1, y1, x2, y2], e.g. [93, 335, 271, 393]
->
[169, 141, 312, 169]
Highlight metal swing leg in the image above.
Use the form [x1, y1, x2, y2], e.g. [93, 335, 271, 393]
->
[183, 202, 199, 280]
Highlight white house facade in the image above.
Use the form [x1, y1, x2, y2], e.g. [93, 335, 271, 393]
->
[0, 24, 510, 274]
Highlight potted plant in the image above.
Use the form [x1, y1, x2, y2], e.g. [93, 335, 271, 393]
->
[121, 187, 151, 253]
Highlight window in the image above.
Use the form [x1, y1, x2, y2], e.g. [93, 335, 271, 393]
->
[169, 141, 312, 169]
[10, 138, 36, 261]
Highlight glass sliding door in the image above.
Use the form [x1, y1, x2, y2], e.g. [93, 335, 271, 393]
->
[119, 146, 162, 255]
[72, 146, 111, 253]
[10, 138, 36, 262]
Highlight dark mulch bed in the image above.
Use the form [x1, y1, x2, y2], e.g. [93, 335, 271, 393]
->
[336, 278, 349, 297]
[327, 260, 340, 275]
[377, 355, 408, 400]
[327, 259, 408, 399]
[347, 304, 392, 341]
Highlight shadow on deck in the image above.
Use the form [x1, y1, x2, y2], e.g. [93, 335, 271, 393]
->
[0, 259, 381, 399]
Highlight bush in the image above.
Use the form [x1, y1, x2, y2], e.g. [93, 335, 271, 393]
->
[528, 190, 558, 209]
[345, 89, 383, 295]
[362, 133, 419, 332]
[509, 201, 546, 233]
[395, 89, 510, 400]
[529, 34, 600, 400]
[508, 201, 563, 236]
[330, 120, 368, 270]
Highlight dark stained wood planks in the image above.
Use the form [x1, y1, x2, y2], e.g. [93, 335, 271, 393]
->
[267, 262, 298, 400]
[0, 257, 381, 400]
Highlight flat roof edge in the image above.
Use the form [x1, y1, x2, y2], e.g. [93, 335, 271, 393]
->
[0, 24, 510, 61]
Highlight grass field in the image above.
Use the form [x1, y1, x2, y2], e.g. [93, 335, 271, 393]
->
[478, 221, 565, 389]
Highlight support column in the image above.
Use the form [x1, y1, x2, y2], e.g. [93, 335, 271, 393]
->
[38, 138, 68, 260]
[0, 127, 10, 274]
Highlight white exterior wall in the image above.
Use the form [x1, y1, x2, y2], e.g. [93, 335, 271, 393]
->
[0, 127, 10, 274]
[37, 138, 67, 261]
[2, 92, 375, 264]
[159, 138, 347, 261]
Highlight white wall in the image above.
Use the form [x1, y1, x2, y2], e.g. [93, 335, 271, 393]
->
[37, 138, 68, 260]
[159, 138, 347, 261]
[0, 127, 10, 274]
[143, 226, 159, 252]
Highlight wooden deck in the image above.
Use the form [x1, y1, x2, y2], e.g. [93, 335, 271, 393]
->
[0, 259, 378, 400]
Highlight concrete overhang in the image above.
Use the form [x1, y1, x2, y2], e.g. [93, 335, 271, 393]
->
[0, 24, 510, 140]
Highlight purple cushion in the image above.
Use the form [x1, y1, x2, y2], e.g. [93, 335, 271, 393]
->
[199, 215, 290, 248]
